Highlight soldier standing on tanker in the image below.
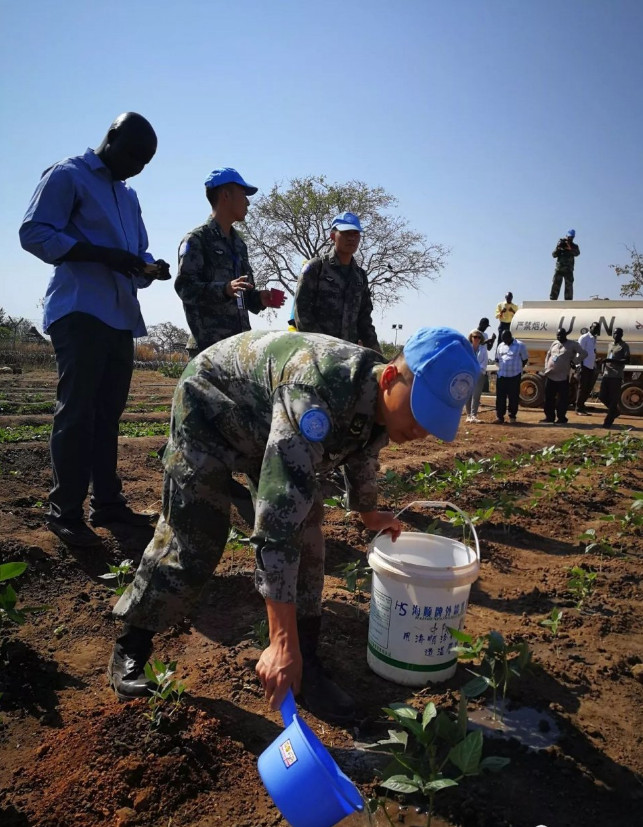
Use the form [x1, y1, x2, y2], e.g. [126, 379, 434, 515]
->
[107, 327, 479, 724]
[294, 212, 381, 352]
[550, 229, 580, 300]
[174, 167, 285, 360]
[19, 112, 171, 548]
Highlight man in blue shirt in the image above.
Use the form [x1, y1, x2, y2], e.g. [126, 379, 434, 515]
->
[19, 112, 171, 547]
[494, 329, 528, 424]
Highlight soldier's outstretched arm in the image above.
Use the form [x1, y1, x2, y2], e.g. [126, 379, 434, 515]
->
[256, 598, 302, 711]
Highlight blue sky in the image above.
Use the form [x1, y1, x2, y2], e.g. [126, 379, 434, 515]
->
[2, 0, 642, 343]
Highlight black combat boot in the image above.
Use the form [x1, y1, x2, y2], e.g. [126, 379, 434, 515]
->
[108, 625, 155, 700]
[297, 616, 356, 726]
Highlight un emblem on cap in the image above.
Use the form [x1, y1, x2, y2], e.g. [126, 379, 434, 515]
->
[299, 409, 330, 442]
[450, 372, 474, 403]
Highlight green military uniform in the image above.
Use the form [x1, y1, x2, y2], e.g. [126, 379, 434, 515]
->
[174, 217, 266, 356]
[294, 252, 380, 351]
[114, 331, 388, 631]
[550, 238, 580, 300]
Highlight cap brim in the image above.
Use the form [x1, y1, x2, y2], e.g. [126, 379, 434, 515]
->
[410, 375, 462, 442]
[242, 185, 258, 195]
[332, 223, 361, 232]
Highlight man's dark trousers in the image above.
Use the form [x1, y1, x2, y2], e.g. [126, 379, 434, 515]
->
[576, 366, 596, 411]
[599, 377, 622, 426]
[544, 378, 570, 422]
[496, 374, 521, 420]
[48, 312, 133, 521]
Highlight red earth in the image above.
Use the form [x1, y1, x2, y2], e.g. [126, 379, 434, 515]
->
[0, 369, 641, 827]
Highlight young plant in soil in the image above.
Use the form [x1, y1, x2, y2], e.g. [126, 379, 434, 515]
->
[566, 565, 597, 611]
[540, 607, 563, 639]
[0, 562, 50, 624]
[98, 559, 135, 596]
[335, 560, 372, 614]
[368, 694, 509, 827]
[248, 618, 270, 649]
[143, 659, 186, 729]
[445, 506, 494, 547]
[450, 629, 532, 721]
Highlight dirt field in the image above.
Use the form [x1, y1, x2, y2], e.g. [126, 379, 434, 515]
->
[0, 369, 641, 827]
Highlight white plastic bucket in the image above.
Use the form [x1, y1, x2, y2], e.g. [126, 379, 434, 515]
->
[367, 500, 480, 686]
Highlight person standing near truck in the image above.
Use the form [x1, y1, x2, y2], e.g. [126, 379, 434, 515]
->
[494, 329, 528, 424]
[575, 322, 600, 415]
[550, 230, 580, 300]
[541, 329, 587, 424]
[599, 328, 630, 428]
[495, 292, 518, 341]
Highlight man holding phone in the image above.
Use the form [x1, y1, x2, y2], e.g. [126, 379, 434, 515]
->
[175, 167, 285, 359]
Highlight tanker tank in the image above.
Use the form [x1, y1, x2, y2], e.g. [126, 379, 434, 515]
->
[504, 300, 643, 416]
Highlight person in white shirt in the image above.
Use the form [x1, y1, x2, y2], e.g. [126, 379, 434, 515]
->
[575, 322, 600, 415]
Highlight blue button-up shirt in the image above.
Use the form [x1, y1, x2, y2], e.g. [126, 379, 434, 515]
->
[496, 339, 528, 378]
[19, 149, 155, 336]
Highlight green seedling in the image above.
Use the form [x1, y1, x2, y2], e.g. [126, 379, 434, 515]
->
[539, 607, 563, 638]
[99, 559, 134, 596]
[381, 468, 413, 508]
[143, 659, 186, 729]
[450, 628, 532, 721]
[0, 562, 50, 625]
[335, 560, 372, 614]
[248, 618, 270, 649]
[367, 695, 509, 827]
[411, 462, 442, 496]
[566, 565, 597, 611]
[445, 506, 493, 547]
[226, 526, 252, 569]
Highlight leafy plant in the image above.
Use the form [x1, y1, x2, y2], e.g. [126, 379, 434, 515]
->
[0, 562, 50, 624]
[248, 618, 270, 649]
[566, 565, 597, 611]
[143, 659, 186, 728]
[445, 506, 493, 547]
[335, 560, 372, 611]
[450, 629, 532, 721]
[367, 695, 509, 827]
[99, 559, 135, 596]
[539, 607, 563, 638]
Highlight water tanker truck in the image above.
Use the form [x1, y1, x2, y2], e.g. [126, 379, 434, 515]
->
[498, 300, 643, 416]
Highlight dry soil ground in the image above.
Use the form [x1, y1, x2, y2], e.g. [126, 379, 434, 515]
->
[0, 369, 641, 827]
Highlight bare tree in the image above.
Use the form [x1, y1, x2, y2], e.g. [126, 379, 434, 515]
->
[242, 176, 448, 306]
[143, 322, 189, 353]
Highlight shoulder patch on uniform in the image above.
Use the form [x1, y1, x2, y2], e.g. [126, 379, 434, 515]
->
[299, 409, 330, 442]
[178, 240, 190, 258]
[302, 260, 319, 275]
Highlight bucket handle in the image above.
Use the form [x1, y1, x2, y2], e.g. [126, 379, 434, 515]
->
[279, 689, 298, 727]
[375, 500, 480, 563]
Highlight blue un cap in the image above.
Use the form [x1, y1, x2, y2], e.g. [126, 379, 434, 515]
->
[204, 167, 258, 194]
[331, 211, 363, 232]
[403, 327, 479, 442]
[567, 229, 576, 238]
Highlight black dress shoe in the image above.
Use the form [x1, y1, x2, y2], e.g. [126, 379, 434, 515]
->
[46, 517, 103, 548]
[297, 653, 356, 726]
[90, 505, 157, 528]
[108, 627, 155, 700]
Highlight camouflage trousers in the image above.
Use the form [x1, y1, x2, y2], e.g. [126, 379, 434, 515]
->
[550, 268, 574, 300]
[113, 452, 326, 632]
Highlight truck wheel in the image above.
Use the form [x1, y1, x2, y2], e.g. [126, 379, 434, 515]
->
[619, 382, 643, 417]
[520, 373, 545, 408]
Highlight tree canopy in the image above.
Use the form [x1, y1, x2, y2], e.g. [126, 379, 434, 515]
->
[141, 322, 189, 353]
[242, 175, 448, 307]
[610, 245, 642, 297]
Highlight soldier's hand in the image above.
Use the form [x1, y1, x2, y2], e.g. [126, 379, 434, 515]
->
[256, 641, 302, 711]
[226, 277, 252, 298]
[360, 510, 402, 541]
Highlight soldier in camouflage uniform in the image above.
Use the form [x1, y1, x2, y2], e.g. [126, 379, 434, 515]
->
[294, 212, 381, 352]
[550, 229, 580, 300]
[175, 167, 284, 358]
[108, 327, 478, 723]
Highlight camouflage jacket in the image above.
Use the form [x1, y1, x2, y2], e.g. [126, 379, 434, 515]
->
[552, 239, 580, 271]
[164, 331, 388, 602]
[174, 217, 265, 352]
[294, 252, 380, 351]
